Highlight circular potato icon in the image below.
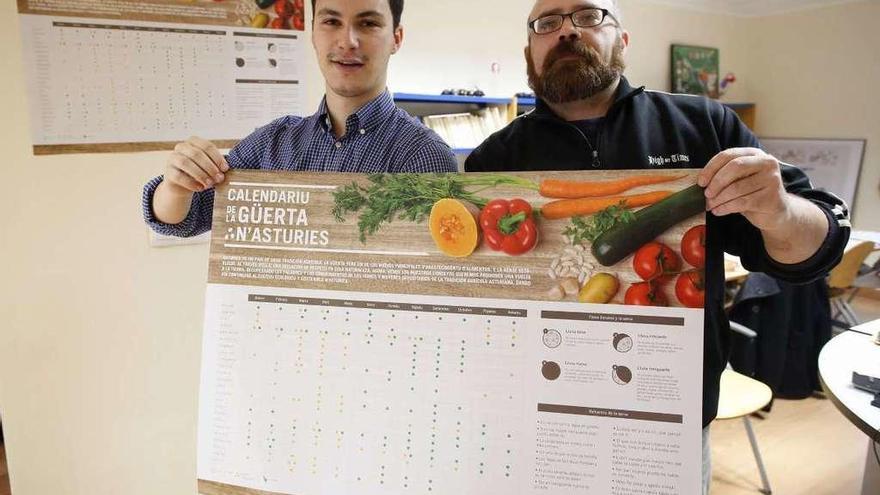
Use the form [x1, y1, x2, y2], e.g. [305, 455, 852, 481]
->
[542, 361, 561, 381]
[612, 365, 632, 385]
[543, 328, 562, 348]
[613, 333, 633, 353]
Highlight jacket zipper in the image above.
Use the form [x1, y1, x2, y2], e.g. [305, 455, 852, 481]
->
[522, 114, 604, 168]
[530, 85, 641, 169]
[567, 124, 601, 168]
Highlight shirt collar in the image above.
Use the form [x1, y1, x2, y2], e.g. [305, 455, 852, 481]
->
[315, 90, 396, 136]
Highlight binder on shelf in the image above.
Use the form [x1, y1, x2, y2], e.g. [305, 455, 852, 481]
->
[397, 92, 526, 152]
[419, 110, 508, 151]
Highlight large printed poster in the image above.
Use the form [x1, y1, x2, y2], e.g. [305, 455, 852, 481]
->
[198, 169, 707, 495]
[17, 0, 306, 154]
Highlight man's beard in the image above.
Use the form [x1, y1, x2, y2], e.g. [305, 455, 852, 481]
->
[526, 36, 626, 104]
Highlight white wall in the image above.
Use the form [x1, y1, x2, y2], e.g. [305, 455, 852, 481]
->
[0, 1, 877, 494]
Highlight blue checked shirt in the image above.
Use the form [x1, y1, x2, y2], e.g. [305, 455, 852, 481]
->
[142, 90, 457, 237]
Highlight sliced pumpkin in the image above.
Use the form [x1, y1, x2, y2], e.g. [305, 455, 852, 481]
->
[429, 198, 480, 257]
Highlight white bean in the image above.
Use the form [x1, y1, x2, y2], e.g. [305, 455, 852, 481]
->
[561, 277, 579, 296]
[547, 285, 565, 300]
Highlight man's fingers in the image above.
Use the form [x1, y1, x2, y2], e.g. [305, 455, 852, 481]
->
[169, 151, 214, 189]
[188, 136, 229, 173]
[703, 155, 767, 200]
[709, 185, 779, 217]
[174, 142, 223, 181]
[697, 148, 759, 188]
[705, 173, 764, 210]
[709, 191, 758, 217]
[167, 162, 208, 192]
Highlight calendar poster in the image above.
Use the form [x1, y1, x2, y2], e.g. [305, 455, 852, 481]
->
[197, 169, 707, 495]
[17, 0, 306, 154]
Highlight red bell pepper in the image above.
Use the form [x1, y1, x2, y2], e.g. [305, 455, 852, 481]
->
[479, 198, 539, 255]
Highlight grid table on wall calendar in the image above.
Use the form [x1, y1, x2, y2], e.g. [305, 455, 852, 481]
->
[201, 285, 528, 494]
[33, 20, 228, 143]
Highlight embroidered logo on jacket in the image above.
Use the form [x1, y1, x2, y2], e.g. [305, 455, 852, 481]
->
[647, 154, 690, 166]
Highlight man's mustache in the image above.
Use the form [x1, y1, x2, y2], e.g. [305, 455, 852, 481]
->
[543, 40, 598, 70]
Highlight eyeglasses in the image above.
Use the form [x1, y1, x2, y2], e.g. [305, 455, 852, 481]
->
[528, 7, 618, 35]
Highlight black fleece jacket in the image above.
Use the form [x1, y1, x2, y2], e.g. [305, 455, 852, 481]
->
[465, 76, 850, 427]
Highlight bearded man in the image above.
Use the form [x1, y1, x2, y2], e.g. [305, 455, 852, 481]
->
[465, 1, 850, 493]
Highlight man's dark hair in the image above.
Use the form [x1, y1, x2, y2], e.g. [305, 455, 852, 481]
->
[311, 0, 404, 28]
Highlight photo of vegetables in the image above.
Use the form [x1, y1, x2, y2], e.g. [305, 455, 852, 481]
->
[223, 0, 306, 30]
[260, 0, 305, 30]
[17, 1, 307, 31]
[330, 170, 706, 308]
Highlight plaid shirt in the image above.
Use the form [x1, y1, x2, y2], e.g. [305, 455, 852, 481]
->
[142, 90, 457, 237]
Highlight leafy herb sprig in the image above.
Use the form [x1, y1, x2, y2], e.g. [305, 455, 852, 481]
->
[563, 201, 635, 245]
[332, 173, 537, 243]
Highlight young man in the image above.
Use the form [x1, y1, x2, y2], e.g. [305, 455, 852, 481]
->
[143, 0, 456, 237]
[465, 0, 850, 492]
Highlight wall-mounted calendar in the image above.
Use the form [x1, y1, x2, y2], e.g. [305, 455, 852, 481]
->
[197, 169, 707, 495]
[16, 0, 306, 154]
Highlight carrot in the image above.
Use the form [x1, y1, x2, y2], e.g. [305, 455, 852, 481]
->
[539, 174, 687, 199]
[540, 191, 673, 220]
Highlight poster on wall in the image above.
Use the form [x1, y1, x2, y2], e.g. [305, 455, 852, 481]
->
[196, 168, 707, 495]
[16, 0, 306, 155]
[670, 44, 719, 98]
[761, 137, 866, 210]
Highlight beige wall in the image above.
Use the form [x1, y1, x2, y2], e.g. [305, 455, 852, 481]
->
[614, 0, 753, 102]
[0, 2, 233, 492]
[388, 0, 754, 101]
[0, 1, 876, 494]
[388, 0, 532, 97]
[746, 0, 880, 229]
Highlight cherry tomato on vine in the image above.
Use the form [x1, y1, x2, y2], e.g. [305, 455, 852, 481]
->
[624, 282, 668, 307]
[291, 13, 305, 30]
[681, 225, 706, 269]
[675, 270, 705, 308]
[274, 0, 294, 18]
[633, 242, 681, 282]
[270, 16, 288, 29]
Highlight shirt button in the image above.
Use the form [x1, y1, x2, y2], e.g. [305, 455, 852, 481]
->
[359, 129, 366, 135]
[335, 142, 342, 149]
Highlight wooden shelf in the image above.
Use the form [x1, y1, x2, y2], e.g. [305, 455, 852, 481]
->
[723, 102, 756, 130]
[393, 93, 512, 105]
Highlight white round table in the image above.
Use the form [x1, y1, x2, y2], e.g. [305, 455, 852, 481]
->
[818, 329, 880, 495]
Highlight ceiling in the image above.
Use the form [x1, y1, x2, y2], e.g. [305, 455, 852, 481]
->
[640, 0, 866, 16]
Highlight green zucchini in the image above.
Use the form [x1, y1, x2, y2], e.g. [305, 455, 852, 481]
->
[591, 184, 706, 266]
